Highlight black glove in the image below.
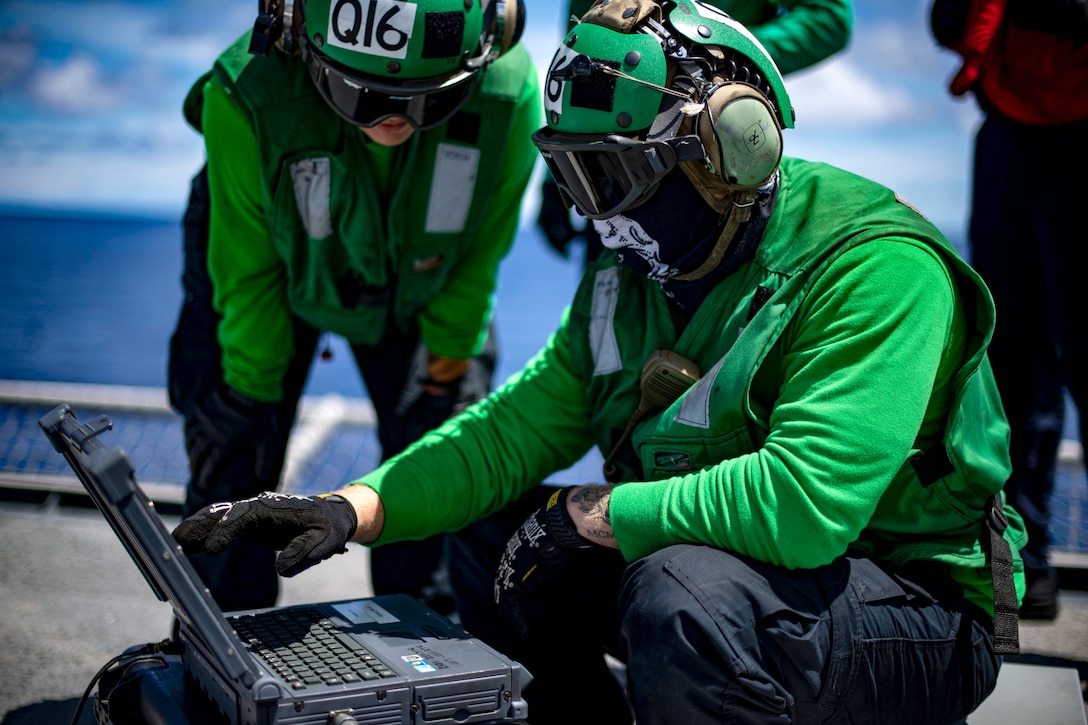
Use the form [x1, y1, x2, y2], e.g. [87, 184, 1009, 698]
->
[536, 176, 582, 258]
[172, 492, 358, 577]
[185, 385, 280, 493]
[395, 349, 492, 444]
[494, 487, 593, 641]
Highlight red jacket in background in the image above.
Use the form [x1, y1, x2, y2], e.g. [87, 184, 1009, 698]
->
[964, 1, 1088, 125]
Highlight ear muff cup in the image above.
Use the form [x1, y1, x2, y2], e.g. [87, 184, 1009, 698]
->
[699, 83, 782, 190]
[270, 0, 302, 55]
[487, 0, 526, 57]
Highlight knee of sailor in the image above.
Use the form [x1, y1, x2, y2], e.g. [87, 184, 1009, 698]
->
[617, 545, 736, 646]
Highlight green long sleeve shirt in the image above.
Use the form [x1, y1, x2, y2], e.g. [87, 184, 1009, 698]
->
[352, 158, 1025, 615]
[194, 43, 541, 401]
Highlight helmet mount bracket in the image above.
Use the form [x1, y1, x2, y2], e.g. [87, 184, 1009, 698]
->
[250, 0, 298, 56]
[250, 0, 285, 56]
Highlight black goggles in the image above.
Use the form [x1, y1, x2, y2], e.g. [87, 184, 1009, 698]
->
[304, 44, 479, 131]
[532, 128, 707, 219]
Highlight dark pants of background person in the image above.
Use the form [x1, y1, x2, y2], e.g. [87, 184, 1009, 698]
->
[969, 113, 1087, 581]
[447, 486, 1002, 725]
[168, 165, 484, 612]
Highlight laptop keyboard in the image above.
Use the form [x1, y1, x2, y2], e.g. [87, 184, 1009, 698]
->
[230, 607, 399, 690]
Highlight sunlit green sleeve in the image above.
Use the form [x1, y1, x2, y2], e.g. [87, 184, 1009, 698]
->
[749, 0, 852, 75]
[352, 306, 597, 543]
[609, 241, 958, 566]
[202, 75, 295, 402]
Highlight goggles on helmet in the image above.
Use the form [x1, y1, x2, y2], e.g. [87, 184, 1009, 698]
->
[532, 127, 707, 220]
[304, 41, 479, 130]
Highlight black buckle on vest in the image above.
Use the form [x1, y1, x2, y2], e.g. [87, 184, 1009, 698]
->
[746, 285, 776, 323]
[911, 445, 956, 487]
[987, 495, 1009, 534]
[337, 272, 392, 309]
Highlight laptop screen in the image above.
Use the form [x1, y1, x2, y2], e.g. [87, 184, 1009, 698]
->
[39, 403, 264, 685]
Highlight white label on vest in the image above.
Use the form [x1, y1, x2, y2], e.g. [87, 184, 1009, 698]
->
[426, 143, 478, 233]
[675, 354, 724, 429]
[590, 267, 623, 376]
[325, 0, 417, 60]
[290, 157, 333, 240]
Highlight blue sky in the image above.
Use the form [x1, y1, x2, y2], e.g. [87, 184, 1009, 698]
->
[0, 1, 980, 233]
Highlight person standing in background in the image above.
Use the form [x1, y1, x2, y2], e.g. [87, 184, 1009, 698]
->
[536, 0, 853, 264]
[169, 0, 540, 615]
[932, 0, 1088, 620]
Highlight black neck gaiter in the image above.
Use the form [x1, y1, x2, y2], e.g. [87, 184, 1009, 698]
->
[593, 171, 778, 314]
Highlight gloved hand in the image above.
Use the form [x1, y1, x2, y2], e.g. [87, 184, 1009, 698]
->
[949, 61, 981, 96]
[172, 491, 358, 577]
[185, 385, 280, 492]
[494, 487, 594, 641]
[536, 176, 582, 258]
[395, 348, 491, 443]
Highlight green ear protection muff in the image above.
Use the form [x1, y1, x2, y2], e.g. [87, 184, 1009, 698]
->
[484, 0, 526, 64]
[694, 79, 783, 190]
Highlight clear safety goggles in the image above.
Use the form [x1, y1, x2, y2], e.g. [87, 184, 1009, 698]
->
[304, 44, 479, 130]
[532, 127, 707, 219]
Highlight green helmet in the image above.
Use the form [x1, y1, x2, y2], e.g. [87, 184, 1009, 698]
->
[534, 0, 794, 219]
[293, 0, 522, 129]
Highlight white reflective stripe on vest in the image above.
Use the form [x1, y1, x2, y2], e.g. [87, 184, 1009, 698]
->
[589, 267, 623, 376]
[426, 143, 479, 233]
[676, 354, 722, 429]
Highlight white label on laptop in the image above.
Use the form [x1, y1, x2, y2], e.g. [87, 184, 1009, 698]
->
[403, 654, 437, 673]
[333, 600, 399, 625]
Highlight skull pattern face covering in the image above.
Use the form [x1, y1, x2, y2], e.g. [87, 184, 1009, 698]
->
[593, 169, 779, 315]
[592, 169, 728, 284]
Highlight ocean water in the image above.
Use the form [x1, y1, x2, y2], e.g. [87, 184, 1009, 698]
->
[0, 207, 1078, 440]
[0, 208, 584, 396]
[2, 208, 1083, 549]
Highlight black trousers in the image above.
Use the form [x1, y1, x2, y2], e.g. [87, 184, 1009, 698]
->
[168, 165, 482, 612]
[969, 113, 1088, 572]
[447, 487, 1001, 725]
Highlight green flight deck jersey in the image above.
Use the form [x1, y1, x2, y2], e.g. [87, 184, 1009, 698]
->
[355, 157, 1026, 617]
[183, 33, 540, 402]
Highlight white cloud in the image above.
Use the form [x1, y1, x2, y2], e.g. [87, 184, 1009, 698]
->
[0, 142, 205, 216]
[786, 58, 915, 128]
[0, 0, 983, 230]
[31, 53, 123, 112]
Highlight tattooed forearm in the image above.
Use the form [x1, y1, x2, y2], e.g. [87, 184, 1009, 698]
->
[568, 485, 616, 546]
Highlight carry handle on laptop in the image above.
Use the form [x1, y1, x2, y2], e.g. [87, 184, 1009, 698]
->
[39, 403, 170, 602]
[38, 403, 264, 687]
